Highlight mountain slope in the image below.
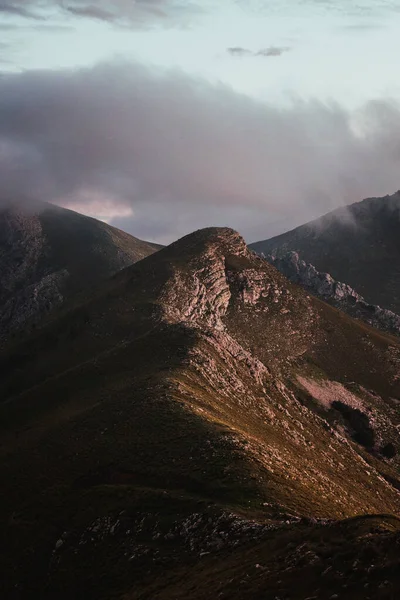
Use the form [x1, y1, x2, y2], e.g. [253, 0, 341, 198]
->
[0, 201, 160, 340]
[1, 228, 400, 598]
[268, 251, 400, 337]
[249, 191, 400, 313]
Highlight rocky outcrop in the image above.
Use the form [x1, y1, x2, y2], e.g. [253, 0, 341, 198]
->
[160, 228, 247, 329]
[160, 256, 231, 330]
[267, 251, 400, 337]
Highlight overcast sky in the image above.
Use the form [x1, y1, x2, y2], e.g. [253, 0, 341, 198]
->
[1, 1, 400, 243]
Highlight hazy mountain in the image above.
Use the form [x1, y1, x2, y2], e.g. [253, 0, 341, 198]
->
[250, 192, 400, 313]
[267, 251, 400, 337]
[0, 201, 160, 341]
[1, 227, 399, 598]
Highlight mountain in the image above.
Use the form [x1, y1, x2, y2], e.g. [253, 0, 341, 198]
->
[0, 201, 160, 341]
[268, 251, 400, 337]
[249, 192, 400, 313]
[1, 227, 400, 598]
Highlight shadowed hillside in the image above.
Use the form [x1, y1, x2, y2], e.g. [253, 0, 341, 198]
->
[250, 192, 400, 313]
[0, 201, 160, 341]
[1, 227, 400, 598]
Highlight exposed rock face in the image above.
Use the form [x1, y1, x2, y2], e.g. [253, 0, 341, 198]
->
[160, 229, 242, 330]
[250, 191, 400, 313]
[0, 201, 160, 342]
[267, 251, 400, 337]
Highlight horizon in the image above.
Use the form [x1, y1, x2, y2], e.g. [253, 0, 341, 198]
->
[2, 188, 399, 246]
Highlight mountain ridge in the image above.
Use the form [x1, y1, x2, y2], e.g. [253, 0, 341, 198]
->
[249, 192, 400, 313]
[1, 226, 400, 598]
[0, 201, 161, 342]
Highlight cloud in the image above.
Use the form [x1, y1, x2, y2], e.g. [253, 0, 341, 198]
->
[2, 1, 400, 27]
[240, 0, 400, 18]
[340, 22, 385, 32]
[29, 23, 76, 31]
[66, 5, 117, 22]
[0, 1, 203, 27]
[0, 36, 19, 66]
[227, 46, 291, 58]
[0, 61, 400, 243]
[0, 1, 44, 19]
[256, 46, 290, 57]
[227, 47, 253, 57]
[0, 22, 74, 32]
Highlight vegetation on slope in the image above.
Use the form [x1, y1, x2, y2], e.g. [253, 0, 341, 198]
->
[1, 227, 399, 598]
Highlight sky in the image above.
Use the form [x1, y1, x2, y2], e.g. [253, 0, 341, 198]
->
[1, 1, 400, 243]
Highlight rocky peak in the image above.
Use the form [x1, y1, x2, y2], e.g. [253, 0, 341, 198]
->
[158, 227, 307, 331]
[160, 228, 252, 329]
[166, 227, 249, 260]
[154, 228, 319, 377]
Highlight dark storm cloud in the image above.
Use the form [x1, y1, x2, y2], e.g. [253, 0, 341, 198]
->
[0, 61, 400, 243]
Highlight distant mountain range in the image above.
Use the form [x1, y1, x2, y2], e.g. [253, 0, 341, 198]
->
[0, 201, 160, 342]
[1, 223, 399, 599]
[250, 191, 400, 313]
